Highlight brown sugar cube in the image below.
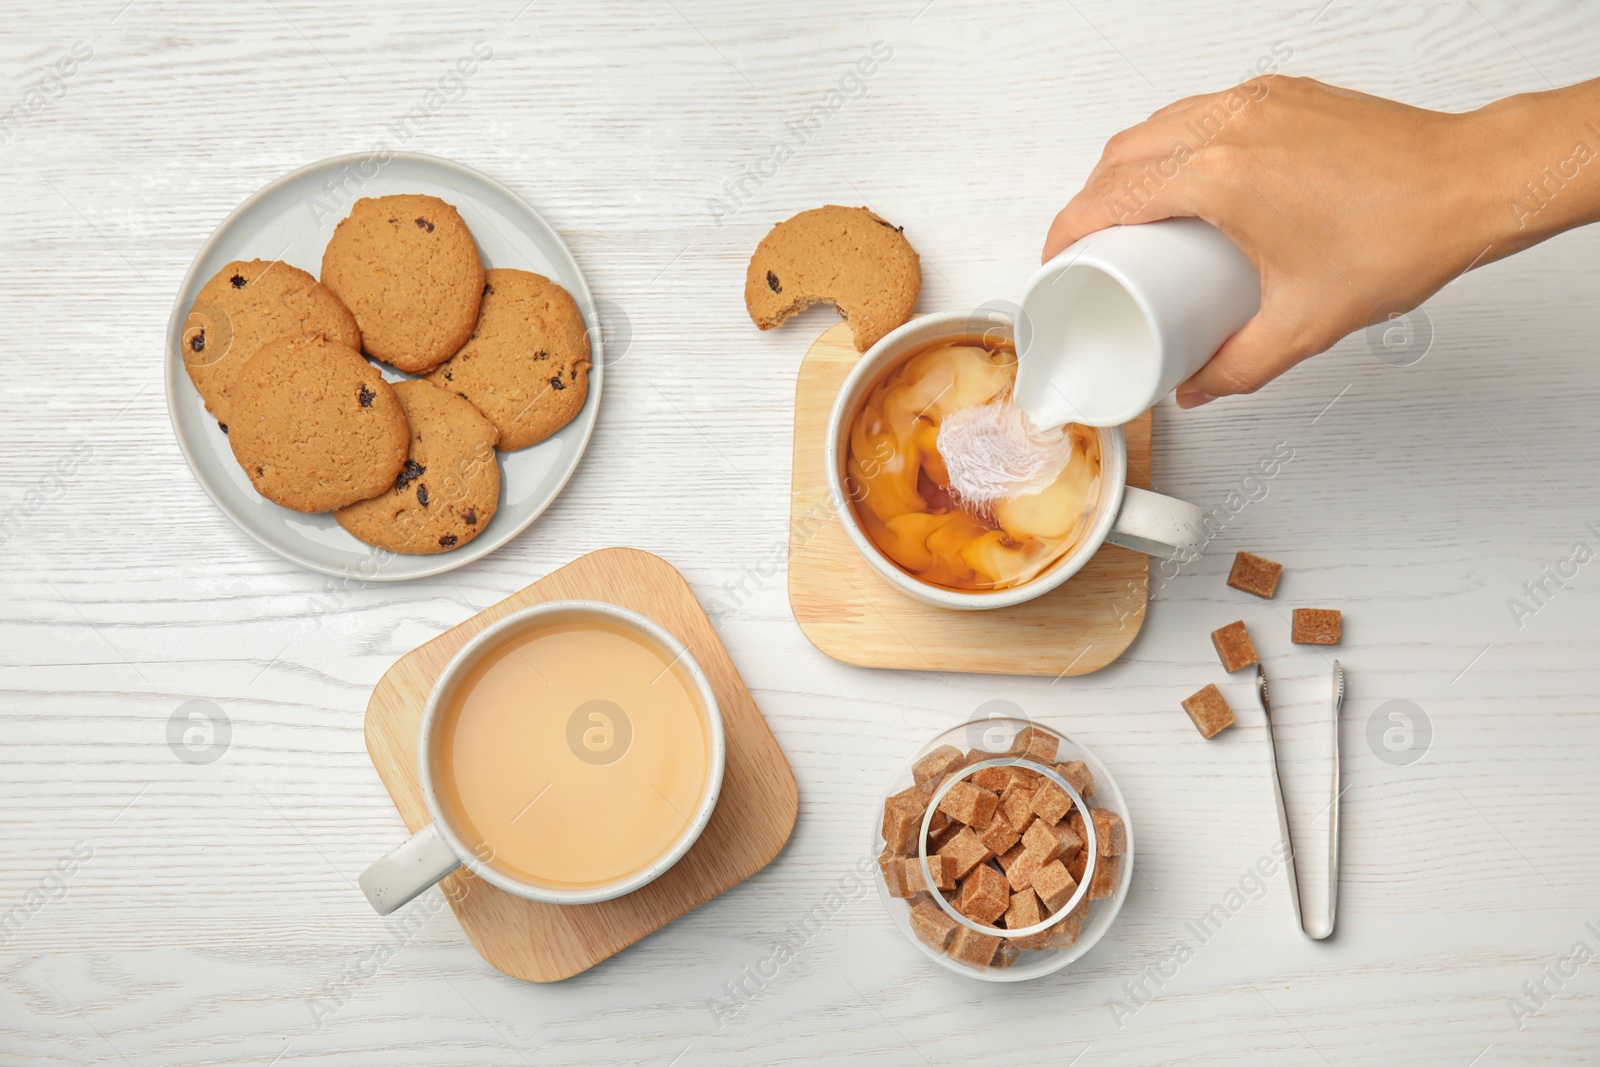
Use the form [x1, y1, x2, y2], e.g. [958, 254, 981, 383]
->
[902, 855, 956, 893]
[955, 863, 1011, 924]
[881, 796, 924, 853]
[1029, 780, 1072, 826]
[937, 780, 1000, 827]
[1006, 848, 1045, 893]
[1089, 853, 1122, 900]
[936, 826, 994, 879]
[1210, 619, 1260, 672]
[1000, 782, 1036, 831]
[1066, 847, 1089, 885]
[996, 843, 1025, 872]
[882, 856, 914, 898]
[889, 776, 940, 811]
[1292, 608, 1342, 645]
[994, 941, 1021, 969]
[1023, 817, 1083, 864]
[1030, 859, 1078, 913]
[1065, 806, 1086, 845]
[1004, 885, 1045, 933]
[1042, 913, 1082, 950]
[927, 818, 961, 854]
[1014, 764, 1045, 785]
[1011, 898, 1054, 949]
[1181, 683, 1236, 740]
[1091, 808, 1126, 856]
[977, 810, 1021, 857]
[1228, 551, 1282, 599]
[970, 765, 1008, 792]
[908, 898, 958, 952]
[1054, 760, 1095, 799]
[972, 765, 1034, 793]
[927, 809, 951, 838]
[876, 844, 897, 878]
[913, 744, 965, 785]
[1010, 726, 1060, 765]
[947, 924, 1001, 968]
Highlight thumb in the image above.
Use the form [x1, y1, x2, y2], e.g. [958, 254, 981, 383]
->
[1175, 311, 1310, 409]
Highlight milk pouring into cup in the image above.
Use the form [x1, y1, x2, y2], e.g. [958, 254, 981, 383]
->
[826, 220, 1261, 608]
[1013, 217, 1262, 430]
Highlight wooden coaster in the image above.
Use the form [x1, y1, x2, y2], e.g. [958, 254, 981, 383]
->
[787, 322, 1152, 678]
[364, 548, 798, 982]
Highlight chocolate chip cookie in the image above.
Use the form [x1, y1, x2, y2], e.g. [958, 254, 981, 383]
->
[320, 194, 484, 374]
[334, 380, 501, 554]
[226, 335, 409, 513]
[426, 268, 591, 450]
[744, 205, 921, 352]
[182, 259, 360, 425]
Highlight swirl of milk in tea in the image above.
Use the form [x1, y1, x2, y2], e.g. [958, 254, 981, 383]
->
[845, 339, 1102, 592]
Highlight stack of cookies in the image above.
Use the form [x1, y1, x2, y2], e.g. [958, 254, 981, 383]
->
[182, 194, 592, 555]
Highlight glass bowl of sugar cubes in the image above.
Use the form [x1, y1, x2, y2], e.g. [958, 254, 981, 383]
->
[872, 716, 1133, 981]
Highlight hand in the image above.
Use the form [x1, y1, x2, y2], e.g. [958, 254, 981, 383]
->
[1042, 76, 1600, 408]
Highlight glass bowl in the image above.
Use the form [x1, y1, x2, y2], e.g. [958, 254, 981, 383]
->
[872, 717, 1133, 981]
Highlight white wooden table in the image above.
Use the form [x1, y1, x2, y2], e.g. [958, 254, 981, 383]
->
[3, 2, 1598, 1063]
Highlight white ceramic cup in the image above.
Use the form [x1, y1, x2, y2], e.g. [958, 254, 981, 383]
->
[1014, 217, 1261, 429]
[358, 600, 727, 915]
[825, 310, 1210, 610]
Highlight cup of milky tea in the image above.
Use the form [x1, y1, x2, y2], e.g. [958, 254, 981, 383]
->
[825, 309, 1211, 610]
[359, 601, 726, 914]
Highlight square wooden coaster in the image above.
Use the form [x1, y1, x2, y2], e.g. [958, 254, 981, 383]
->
[364, 548, 798, 981]
[787, 322, 1151, 677]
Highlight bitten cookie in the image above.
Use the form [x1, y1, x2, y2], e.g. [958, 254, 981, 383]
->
[334, 380, 501, 554]
[744, 205, 921, 352]
[426, 268, 591, 450]
[226, 336, 409, 513]
[181, 259, 360, 425]
[320, 195, 484, 373]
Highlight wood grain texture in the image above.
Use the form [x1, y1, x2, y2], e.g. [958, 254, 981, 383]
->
[788, 321, 1151, 677]
[365, 548, 797, 981]
[3, 1, 1600, 1064]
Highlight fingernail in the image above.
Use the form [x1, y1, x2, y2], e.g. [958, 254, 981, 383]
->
[1177, 391, 1216, 409]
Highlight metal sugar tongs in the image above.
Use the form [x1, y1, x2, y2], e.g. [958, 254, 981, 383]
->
[1256, 660, 1346, 940]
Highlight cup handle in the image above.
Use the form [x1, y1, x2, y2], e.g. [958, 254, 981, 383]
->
[1105, 486, 1210, 561]
[359, 822, 461, 916]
